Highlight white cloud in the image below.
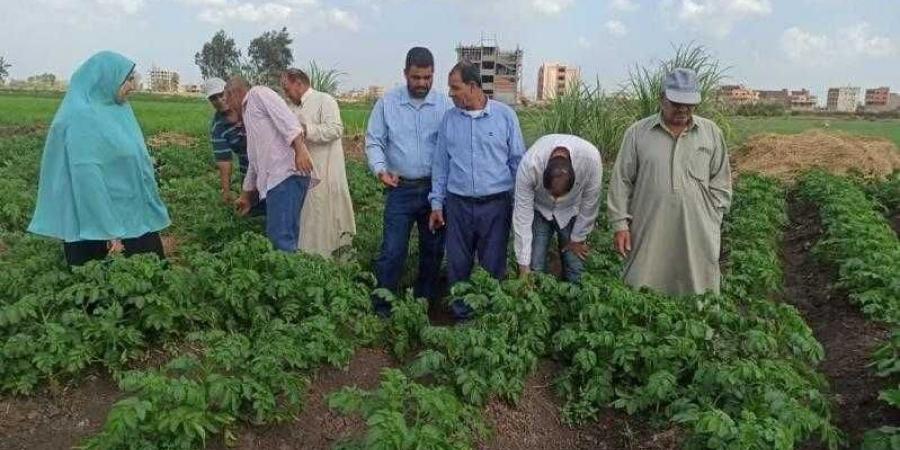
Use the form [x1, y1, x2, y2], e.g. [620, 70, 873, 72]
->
[37, 0, 147, 15]
[842, 22, 896, 57]
[531, 0, 574, 15]
[670, 0, 772, 37]
[780, 23, 896, 64]
[327, 8, 360, 31]
[96, 0, 145, 14]
[198, 2, 293, 23]
[780, 27, 830, 61]
[611, 0, 638, 11]
[605, 20, 627, 37]
[577, 36, 592, 49]
[179, 0, 229, 6]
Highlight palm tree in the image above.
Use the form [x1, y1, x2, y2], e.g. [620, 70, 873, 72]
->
[307, 61, 345, 96]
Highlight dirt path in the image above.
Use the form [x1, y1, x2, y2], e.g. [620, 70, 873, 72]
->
[480, 360, 679, 450]
[0, 373, 120, 450]
[783, 194, 900, 448]
[208, 347, 396, 450]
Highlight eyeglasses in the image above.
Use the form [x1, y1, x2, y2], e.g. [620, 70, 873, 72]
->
[209, 93, 224, 102]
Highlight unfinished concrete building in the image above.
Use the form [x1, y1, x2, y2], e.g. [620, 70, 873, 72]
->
[456, 39, 523, 106]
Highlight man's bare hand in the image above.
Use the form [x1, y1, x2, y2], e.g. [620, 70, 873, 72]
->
[235, 191, 256, 216]
[294, 147, 314, 175]
[428, 210, 445, 232]
[614, 230, 632, 258]
[564, 241, 590, 261]
[378, 171, 399, 188]
[107, 240, 124, 254]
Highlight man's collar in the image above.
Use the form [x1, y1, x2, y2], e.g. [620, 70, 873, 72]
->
[653, 112, 697, 134]
[456, 97, 492, 117]
[401, 88, 437, 106]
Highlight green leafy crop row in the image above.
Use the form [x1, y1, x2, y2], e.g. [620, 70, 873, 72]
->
[552, 174, 838, 449]
[797, 171, 900, 448]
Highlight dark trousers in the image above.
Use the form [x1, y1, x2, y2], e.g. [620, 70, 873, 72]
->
[63, 231, 165, 267]
[445, 192, 512, 319]
[373, 182, 445, 315]
[265, 175, 310, 252]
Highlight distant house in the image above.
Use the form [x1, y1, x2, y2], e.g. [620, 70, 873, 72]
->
[826, 86, 860, 112]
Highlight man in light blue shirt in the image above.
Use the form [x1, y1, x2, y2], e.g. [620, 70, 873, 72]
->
[428, 61, 526, 320]
[365, 47, 453, 317]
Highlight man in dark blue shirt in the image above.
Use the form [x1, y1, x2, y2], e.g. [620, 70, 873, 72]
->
[205, 77, 248, 203]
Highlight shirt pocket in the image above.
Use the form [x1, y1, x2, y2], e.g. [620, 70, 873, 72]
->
[687, 147, 713, 184]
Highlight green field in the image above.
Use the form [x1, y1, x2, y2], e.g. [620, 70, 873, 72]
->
[1, 91, 899, 450]
[0, 91, 372, 136]
[731, 115, 900, 148]
[5, 91, 900, 150]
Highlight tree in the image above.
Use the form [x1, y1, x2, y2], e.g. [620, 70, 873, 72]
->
[247, 27, 293, 87]
[194, 30, 242, 80]
[27, 73, 56, 84]
[0, 57, 11, 85]
[307, 61, 345, 96]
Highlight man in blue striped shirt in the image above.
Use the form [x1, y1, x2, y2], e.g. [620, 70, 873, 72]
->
[428, 62, 526, 320]
[205, 77, 248, 204]
[365, 47, 453, 317]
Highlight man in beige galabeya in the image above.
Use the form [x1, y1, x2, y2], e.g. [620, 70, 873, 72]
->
[607, 68, 732, 295]
[281, 68, 356, 258]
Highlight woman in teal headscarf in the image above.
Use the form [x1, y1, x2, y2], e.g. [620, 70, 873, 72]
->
[28, 51, 171, 266]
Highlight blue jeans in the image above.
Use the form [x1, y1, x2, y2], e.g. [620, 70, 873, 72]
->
[530, 214, 584, 283]
[265, 175, 310, 252]
[373, 183, 445, 316]
[445, 192, 512, 320]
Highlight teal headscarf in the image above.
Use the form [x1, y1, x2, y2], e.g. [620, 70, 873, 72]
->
[28, 51, 170, 242]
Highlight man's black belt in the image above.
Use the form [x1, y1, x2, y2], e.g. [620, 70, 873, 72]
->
[397, 177, 431, 188]
[452, 191, 510, 204]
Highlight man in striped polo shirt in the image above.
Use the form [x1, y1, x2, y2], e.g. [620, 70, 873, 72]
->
[205, 77, 248, 204]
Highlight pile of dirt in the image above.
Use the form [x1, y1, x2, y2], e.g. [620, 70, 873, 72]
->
[734, 130, 900, 181]
[146, 132, 199, 149]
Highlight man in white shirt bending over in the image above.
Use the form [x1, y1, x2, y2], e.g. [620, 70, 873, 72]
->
[513, 134, 602, 283]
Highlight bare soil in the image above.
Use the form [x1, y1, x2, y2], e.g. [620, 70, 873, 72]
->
[735, 130, 900, 181]
[0, 124, 46, 138]
[783, 194, 900, 448]
[480, 360, 680, 450]
[343, 136, 365, 161]
[146, 131, 199, 149]
[207, 347, 395, 450]
[0, 373, 120, 450]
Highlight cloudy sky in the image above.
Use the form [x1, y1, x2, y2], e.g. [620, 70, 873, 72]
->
[1, 0, 898, 99]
